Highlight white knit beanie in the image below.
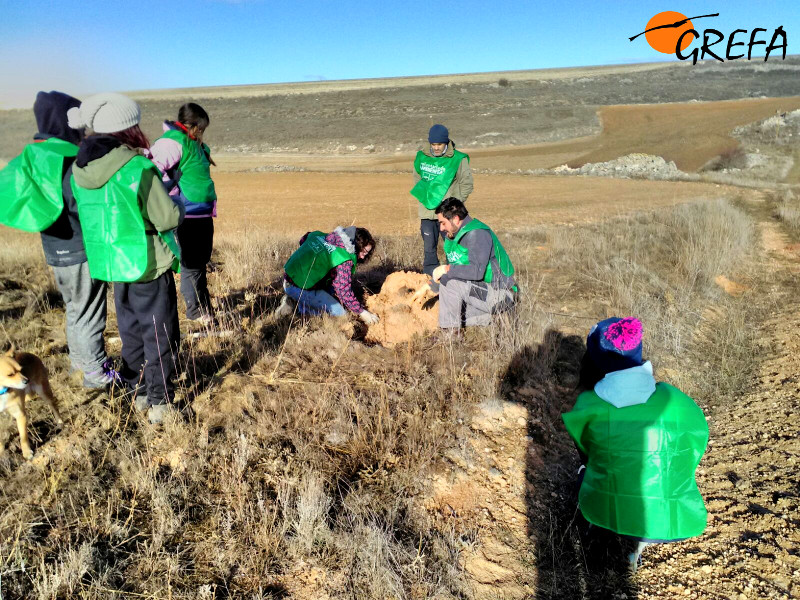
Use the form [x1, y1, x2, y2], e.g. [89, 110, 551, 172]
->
[66, 92, 141, 134]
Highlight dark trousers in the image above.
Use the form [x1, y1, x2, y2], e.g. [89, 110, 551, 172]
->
[420, 218, 443, 277]
[177, 218, 214, 319]
[114, 271, 180, 404]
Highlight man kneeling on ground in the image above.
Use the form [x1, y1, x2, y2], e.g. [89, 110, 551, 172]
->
[276, 226, 380, 324]
[431, 198, 517, 329]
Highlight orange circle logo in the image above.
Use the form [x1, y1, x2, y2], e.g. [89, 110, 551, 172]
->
[644, 11, 695, 54]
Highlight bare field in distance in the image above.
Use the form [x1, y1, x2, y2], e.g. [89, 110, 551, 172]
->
[212, 172, 740, 237]
[211, 96, 800, 176]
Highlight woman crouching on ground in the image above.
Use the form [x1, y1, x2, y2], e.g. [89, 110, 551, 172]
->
[68, 93, 183, 424]
[276, 226, 379, 324]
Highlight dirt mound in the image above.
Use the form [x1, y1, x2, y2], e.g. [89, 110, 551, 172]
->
[365, 271, 438, 345]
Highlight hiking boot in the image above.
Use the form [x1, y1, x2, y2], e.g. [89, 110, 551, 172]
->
[83, 359, 123, 389]
[274, 294, 296, 317]
[147, 402, 177, 425]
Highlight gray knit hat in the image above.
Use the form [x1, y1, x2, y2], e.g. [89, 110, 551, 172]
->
[67, 92, 141, 134]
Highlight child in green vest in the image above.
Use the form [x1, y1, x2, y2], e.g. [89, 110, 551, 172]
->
[148, 103, 217, 324]
[69, 93, 184, 424]
[0, 91, 119, 389]
[562, 317, 709, 571]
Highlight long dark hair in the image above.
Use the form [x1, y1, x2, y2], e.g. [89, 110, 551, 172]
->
[111, 124, 150, 149]
[354, 227, 376, 262]
[178, 103, 210, 130]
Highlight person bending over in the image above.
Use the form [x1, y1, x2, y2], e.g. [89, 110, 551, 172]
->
[277, 226, 379, 325]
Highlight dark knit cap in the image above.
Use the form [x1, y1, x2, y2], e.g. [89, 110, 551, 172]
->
[586, 317, 644, 376]
[428, 124, 449, 144]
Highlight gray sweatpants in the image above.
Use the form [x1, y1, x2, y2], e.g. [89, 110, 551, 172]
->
[438, 279, 515, 329]
[51, 262, 108, 373]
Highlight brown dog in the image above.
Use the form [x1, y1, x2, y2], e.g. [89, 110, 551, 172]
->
[0, 348, 63, 459]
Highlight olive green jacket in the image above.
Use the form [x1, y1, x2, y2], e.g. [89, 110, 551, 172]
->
[72, 146, 183, 282]
[412, 141, 473, 219]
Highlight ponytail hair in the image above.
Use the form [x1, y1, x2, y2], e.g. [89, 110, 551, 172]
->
[178, 102, 210, 130]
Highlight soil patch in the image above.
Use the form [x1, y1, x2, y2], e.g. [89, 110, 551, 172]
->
[364, 271, 438, 346]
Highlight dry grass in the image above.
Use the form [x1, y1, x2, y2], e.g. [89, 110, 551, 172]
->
[773, 188, 800, 232]
[0, 196, 764, 599]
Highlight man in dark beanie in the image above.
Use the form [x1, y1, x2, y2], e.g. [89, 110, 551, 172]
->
[410, 124, 473, 276]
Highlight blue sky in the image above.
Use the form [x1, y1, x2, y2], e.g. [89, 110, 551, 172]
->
[0, 0, 797, 107]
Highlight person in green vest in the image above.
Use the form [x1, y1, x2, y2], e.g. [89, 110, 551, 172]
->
[562, 317, 709, 571]
[429, 198, 516, 330]
[276, 226, 379, 324]
[68, 93, 184, 424]
[148, 103, 218, 325]
[0, 91, 121, 390]
[411, 124, 473, 277]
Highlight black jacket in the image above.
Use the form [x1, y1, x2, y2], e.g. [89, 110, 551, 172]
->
[33, 91, 87, 266]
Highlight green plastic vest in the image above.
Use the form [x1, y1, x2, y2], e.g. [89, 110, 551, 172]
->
[71, 156, 180, 282]
[0, 138, 79, 232]
[562, 383, 709, 541]
[410, 149, 469, 210]
[443, 219, 515, 285]
[284, 231, 357, 289]
[160, 129, 217, 206]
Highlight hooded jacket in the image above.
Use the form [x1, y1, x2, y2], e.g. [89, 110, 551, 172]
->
[412, 140, 473, 219]
[72, 137, 184, 282]
[562, 364, 709, 541]
[33, 91, 87, 266]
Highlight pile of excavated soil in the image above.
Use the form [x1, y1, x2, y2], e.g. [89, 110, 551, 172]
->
[365, 271, 438, 346]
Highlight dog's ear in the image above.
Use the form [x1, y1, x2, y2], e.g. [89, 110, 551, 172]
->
[5, 345, 15, 357]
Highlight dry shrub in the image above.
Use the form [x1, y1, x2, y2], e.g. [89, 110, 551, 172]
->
[774, 188, 800, 231]
[546, 198, 756, 396]
[704, 145, 748, 171]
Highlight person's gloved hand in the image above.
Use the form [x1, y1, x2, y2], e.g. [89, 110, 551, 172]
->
[432, 265, 449, 282]
[359, 310, 379, 325]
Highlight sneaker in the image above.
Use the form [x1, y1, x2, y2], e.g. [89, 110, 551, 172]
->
[274, 294, 296, 317]
[147, 402, 176, 424]
[83, 359, 123, 389]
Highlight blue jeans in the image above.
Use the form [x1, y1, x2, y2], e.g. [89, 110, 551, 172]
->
[283, 282, 346, 317]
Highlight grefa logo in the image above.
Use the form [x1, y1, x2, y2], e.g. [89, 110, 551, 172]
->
[629, 11, 787, 65]
[446, 251, 464, 263]
[310, 237, 338, 254]
[420, 162, 446, 176]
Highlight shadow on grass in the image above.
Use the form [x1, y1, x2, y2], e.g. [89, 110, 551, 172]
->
[500, 328, 638, 599]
